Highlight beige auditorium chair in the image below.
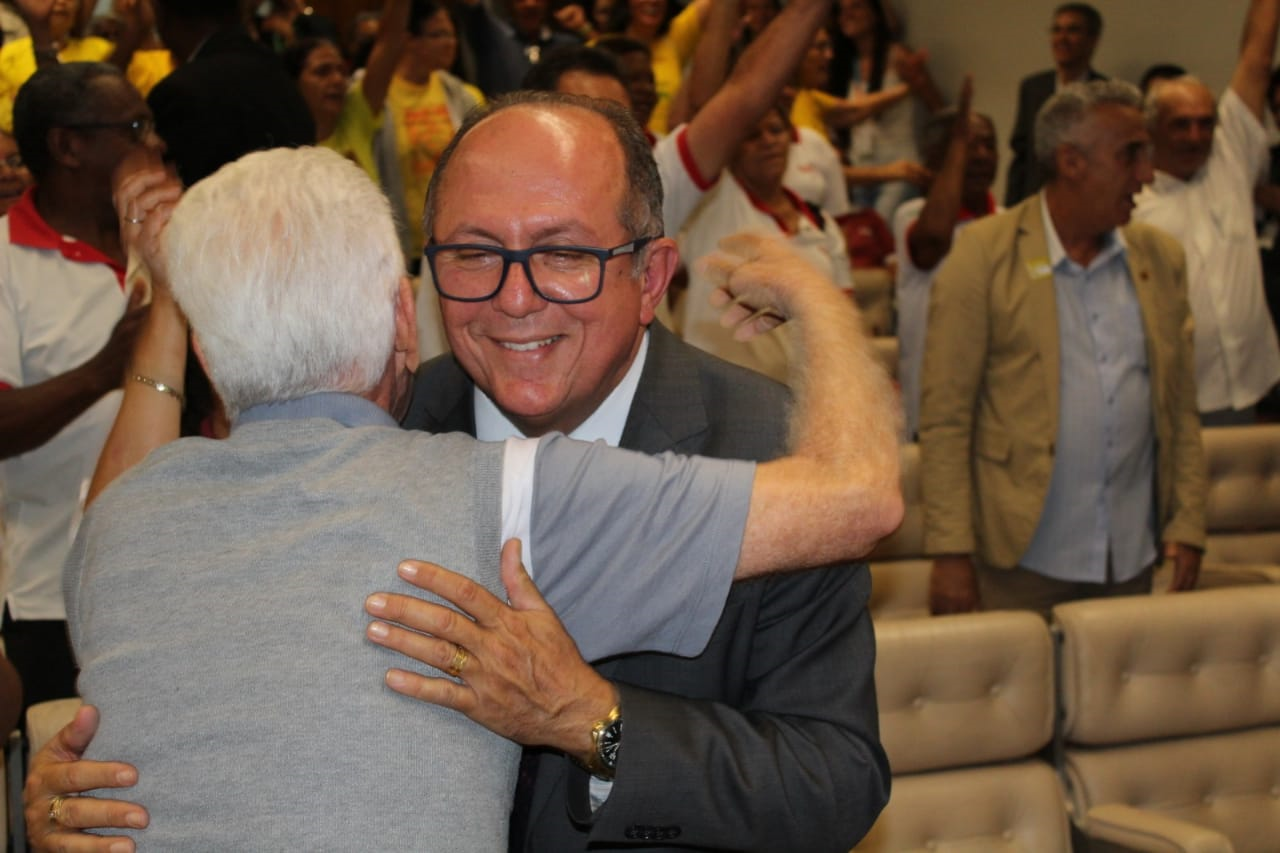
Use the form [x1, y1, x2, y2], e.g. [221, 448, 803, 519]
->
[1054, 586, 1280, 852]
[850, 267, 895, 337]
[1196, 424, 1280, 585]
[868, 443, 931, 620]
[856, 611, 1071, 852]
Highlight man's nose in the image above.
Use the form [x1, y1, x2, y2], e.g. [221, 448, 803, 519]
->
[492, 261, 546, 318]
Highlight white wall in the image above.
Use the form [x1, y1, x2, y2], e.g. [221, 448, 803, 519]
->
[893, 0, 1253, 199]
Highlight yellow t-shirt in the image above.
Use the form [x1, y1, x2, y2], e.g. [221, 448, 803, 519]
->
[0, 37, 174, 133]
[386, 72, 484, 255]
[646, 3, 701, 136]
[790, 89, 841, 136]
[320, 81, 379, 183]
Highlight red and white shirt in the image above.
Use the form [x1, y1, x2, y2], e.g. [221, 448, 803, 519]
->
[0, 188, 126, 620]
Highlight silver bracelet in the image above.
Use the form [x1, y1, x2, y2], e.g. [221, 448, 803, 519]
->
[132, 374, 186, 409]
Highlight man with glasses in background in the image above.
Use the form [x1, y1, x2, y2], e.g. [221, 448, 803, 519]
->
[1005, 3, 1106, 205]
[0, 63, 158, 714]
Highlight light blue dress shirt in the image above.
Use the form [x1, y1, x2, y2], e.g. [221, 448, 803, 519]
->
[1020, 200, 1158, 584]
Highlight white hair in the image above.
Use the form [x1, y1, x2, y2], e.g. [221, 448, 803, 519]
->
[165, 147, 404, 419]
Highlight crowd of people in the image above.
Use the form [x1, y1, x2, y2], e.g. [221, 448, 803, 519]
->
[0, 0, 1278, 850]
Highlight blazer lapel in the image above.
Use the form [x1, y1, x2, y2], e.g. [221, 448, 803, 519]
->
[620, 323, 711, 456]
[1122, 230, 1168, 418]
[404, 356, 476, 435]
[1014, 198, 1062, 433]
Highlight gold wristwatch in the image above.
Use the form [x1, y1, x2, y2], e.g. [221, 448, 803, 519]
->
[582, 704, 623, 781]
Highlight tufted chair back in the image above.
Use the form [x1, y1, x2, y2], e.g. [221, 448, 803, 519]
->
[856, 611, 1070, 852]
[1199, 425, 1280, 581]
[1054, 586, 1280, 852]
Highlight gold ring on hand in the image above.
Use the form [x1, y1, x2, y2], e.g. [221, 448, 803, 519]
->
[124, 215, 144, 224]
[49, 794, 68, 825]
[446, 643, 470, 678]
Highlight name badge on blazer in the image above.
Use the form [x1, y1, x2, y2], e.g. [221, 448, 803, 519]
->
[1025, 258, 1052, 280]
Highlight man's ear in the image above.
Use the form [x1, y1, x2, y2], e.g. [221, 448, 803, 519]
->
[1055, 143, 1084, 182]
[637, 237, 680, 325]
[46, 127, 83, 171]
[394, 275, 419, 375]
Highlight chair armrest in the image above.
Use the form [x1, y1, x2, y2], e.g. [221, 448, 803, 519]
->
[1082, 803, 1234, 853]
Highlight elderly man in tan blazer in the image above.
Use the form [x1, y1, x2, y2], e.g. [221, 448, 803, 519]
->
[920, 79, 1206, 617]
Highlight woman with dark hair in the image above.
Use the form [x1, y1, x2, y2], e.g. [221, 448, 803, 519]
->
[791, 23, 909, 138]
[827, 0, 941, 222]
[602, 0, 709, 135]
[280, 0, 407, 183]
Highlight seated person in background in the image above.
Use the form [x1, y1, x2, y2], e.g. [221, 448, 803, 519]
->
[29, 91, 898, 853]
[281, 0, 408, 181]
[41, 122, 898, 847]
[894, 78, 998, 440]
[0, 0, 170, 133]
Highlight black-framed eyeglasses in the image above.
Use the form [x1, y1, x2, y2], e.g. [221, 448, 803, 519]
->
[63, 117, 155, 143]
[425, 237, 657, 304]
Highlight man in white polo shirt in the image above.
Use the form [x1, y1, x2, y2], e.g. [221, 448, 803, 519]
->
[0, 62, 156, 711]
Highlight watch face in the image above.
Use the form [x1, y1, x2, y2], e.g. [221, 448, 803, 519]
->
[599, 717, 623, 768]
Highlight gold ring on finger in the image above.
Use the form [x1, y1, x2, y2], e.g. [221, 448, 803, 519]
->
[446, 643, 470, 678]
[49, 794, 68, 825]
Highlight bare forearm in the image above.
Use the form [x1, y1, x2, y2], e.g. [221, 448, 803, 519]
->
[825, 83, 909, 128]
[1232, 0, 1280, 117]
[87, 294, 187, 504]
[684, 0, 828, 178]
[676, 0, 736, 119]
[745, 287, 902, 573]
[0, 361, 117, 459]
[909, 134, 969, 271]
[361, 0, 411, 116]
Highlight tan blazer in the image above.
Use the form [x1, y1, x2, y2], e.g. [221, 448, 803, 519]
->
[919, 195, 1206, 570]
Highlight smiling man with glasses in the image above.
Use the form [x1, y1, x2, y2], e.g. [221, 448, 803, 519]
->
[400, 90, 894, 851]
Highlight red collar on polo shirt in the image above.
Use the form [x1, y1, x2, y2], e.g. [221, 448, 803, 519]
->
[958, 191, 997, 223]
[737, 177, 822, 235]
[8, 187, 126, 287]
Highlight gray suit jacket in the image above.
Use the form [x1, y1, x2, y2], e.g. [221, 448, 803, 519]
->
[403, 323, 889, 851]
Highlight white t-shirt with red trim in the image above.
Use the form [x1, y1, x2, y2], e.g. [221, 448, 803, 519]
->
[0, 188, 127, 621]
[656, 127, 851, 384]
[893, 193, 997, 439]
